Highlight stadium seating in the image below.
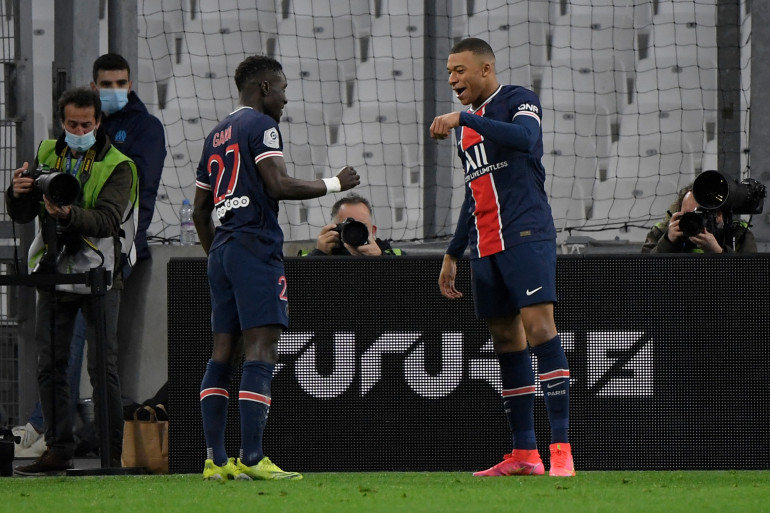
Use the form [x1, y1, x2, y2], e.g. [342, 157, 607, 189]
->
[283, 141, 333, 184]
[132, 0, 732, 246]
[702, 137, 718, 173]
[372, 0, 424, 17]
[618, 100, 705, 173]
[355, 57, 423, 104]
[371, 14, 425, 60]
[463, 2, 548, 79]
[193, 0, 265, 55]
[542, 134, 598, 210]
[348, 100, 421, 148]
[540, 61, 626, 125]
[550, 4, 635, 76]
[635, 49, 717, 114]
[287, 0, 369, 17]
[591, 176, 678, 225]
[652, 0, 717, 28]
[277, 14, 355, 63]
[546, 178, 588, 230]
[280, 201, 314, 241]
[607, 131, 696, 192]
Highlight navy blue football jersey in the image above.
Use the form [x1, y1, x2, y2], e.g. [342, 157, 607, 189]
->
[454, 85, 556, 258]
[195, 106, 285, 260]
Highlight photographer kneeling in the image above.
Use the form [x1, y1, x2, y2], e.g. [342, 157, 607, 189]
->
[299, 193, 403, 256]
[642, 184, 757, 254]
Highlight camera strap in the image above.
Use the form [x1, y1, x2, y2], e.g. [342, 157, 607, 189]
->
[79, 235, 106, 267]
[53, 146, 96, 185]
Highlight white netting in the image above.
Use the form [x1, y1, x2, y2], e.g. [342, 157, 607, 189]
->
[136, 0, 748, 244]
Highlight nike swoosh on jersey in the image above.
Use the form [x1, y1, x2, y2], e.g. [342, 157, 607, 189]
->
[526, 286, 543, 296]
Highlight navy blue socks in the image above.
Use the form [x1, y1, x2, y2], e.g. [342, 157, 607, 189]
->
[531, 335, 570, 444]
[497, 350, 537, 450]
[200, 359, 233, 466]
[239, 360, 275, 466]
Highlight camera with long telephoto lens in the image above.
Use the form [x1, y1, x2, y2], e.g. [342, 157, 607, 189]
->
[692, 170, 767, 215]
[333, 217, 369, 247]
[679, 207, 719, 238]
[20, 164, 81, 206]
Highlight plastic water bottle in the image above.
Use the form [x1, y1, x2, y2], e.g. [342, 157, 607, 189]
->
[179, 199, 197, 245]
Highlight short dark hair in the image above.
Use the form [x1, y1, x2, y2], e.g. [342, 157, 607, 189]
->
[234, 55, 284, 92]
[92, 53, 131, 82]
[450, 37, 495, 60]
[58, 87, 102, 122]
[330, 193, 373, 221]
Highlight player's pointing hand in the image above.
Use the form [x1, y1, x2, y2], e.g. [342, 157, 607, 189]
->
[337, 166, 360, 191]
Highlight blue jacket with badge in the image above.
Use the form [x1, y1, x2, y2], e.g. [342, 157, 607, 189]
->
[101, 90, 166, 262]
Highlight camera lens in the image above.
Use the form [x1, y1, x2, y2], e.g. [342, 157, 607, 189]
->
[339, 219, 369, 247]
[693, 169, 767, 214]
[692, 170, 728, 210]
[38, 172, 80, 206]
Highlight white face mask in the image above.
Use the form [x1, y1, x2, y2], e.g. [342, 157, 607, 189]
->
[99, 88, 129, 115]
[65, 128, 96, 153]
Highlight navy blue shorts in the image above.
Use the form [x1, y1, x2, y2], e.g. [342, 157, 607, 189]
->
[207, 237, 289, 333]
[470, 239, 557, 319]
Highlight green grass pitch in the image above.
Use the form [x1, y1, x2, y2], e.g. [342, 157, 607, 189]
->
[1, 471, 769, 513]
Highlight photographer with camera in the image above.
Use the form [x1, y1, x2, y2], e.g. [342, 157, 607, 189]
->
[12, 53, 168, 461]
[642, 181, 757, 254]
[6, 87, 137, 475]
[299, 193, 404, 256]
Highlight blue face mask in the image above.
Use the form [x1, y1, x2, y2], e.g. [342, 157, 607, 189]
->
[99, 88, 129, 115]
[65, 129, 96, 153]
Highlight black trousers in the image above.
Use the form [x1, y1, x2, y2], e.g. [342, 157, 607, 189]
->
[34, 287, 123, 458]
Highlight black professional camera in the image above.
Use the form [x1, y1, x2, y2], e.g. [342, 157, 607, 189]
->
[692, 170, 766, 215]
[333, 217, 369, 247]
[21, 165, 80, 206]
[679, 207, 719, 238]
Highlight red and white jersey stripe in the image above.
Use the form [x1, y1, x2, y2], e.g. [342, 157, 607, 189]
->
[470, 173, 504, 257]
[254, 150, 283, 165]
[462, 103, 505, 257]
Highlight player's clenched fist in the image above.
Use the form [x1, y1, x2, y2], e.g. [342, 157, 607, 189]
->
[430, 112, 461, 140]
[337, 166, 360, 191]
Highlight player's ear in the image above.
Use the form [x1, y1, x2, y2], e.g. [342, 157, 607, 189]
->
[261, 80, 270, 95]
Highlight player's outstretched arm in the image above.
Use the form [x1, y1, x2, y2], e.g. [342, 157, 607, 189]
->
[460, 112, 539, 151]
[258, 157, 359, 200]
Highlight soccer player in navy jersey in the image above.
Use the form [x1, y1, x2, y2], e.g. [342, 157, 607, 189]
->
[430, 38, 575, 477]
[192, 55, 359, 480]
